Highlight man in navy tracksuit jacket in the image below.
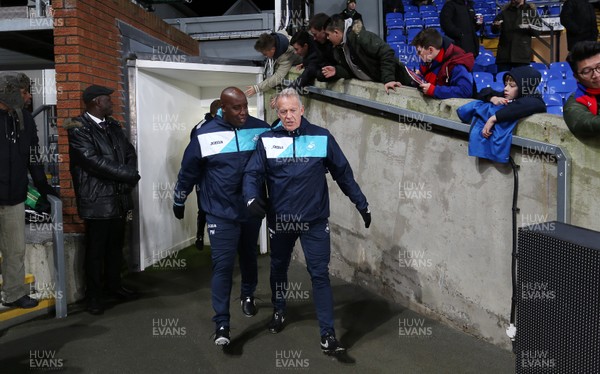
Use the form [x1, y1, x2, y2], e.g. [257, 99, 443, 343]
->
[173, 87, 270, 346]
[243, 88, 371, 354]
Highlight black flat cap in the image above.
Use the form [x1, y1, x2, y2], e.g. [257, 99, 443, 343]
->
[83, 85, 114, 103]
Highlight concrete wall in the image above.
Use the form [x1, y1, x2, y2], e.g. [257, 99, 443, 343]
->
[265, 74, 600, 350]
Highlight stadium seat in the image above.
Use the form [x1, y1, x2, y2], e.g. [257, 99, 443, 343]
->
[473, 53, 496, 73]
[404, 11, 421, 20]
[496, 71, 508, 83]
[542, 93, 563, 107]
[546, 106, 563, 116]
[420, 5, 436, 12]
[420, 11, 438, 18]
[407, 28, 422, 41]
[387, 18, 404, 30]
[530, 62, 547, 70]
[386, 12, 403, 22]
[546, 78, 577, 99]
[386, 29, 406, 43]
[424, 17, 440, 26]
[549, 61, 571, 73]
[404, 5, 418, 13]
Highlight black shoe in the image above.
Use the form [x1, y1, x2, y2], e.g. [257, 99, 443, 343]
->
[87, 298, 104, 315]
[195, 236, 204, 251]
[214, 326, 230, 346]
[320, 333, 346, 355]
[241, 296, 257, 317]
[268, 310, 285, 334]
[2, 295, 39, 309]
[108, 286, 139, 301]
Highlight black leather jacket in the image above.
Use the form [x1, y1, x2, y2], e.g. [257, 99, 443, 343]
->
[65, 113, 139, 219]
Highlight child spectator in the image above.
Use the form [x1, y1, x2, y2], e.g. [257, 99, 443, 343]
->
[457, 66, 546, 162]
[411, 28, 475, 99]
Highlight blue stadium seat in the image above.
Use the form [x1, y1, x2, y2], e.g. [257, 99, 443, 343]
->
[386, 12, 403, 22]
[548, 68, 565, 80]
[387, 18, 404, 30]
[405, 18, 423, 28]
[420, 5, 436, 12]
[404, 11, 421, 20]
[420, 11, 438, 18]
[424, 19, 440, 28]
[404, 5, 419, 13]
[549, 61, 571, 73]
[496, 71, 508, 83]
[546, 106, 563, 116]
[542, 93, 563, 107]
[386, 29, 406, 43]
[546, 78, 577, 99]
[407, 28, 422, 41]
[548, 5, 561, 16]
[473, 71, 494, 90]
[530, 62, 547, 70]
[473, 53, 496, 72]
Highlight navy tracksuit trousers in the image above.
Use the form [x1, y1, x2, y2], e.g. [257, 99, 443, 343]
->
[268, 219, 335, 337]
[206, 214, 262, 328]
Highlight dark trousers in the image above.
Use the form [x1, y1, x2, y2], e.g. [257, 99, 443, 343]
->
[206, 214, 262, 328]
[269, 219, 335, 337]
[196, 190, 206, 240]
[85, 218, 126, 299]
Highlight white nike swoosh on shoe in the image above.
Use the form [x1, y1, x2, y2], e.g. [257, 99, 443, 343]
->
[321, 340, 329, 348]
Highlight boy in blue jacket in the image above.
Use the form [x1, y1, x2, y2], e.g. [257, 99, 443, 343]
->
[457, 66, 546, 163]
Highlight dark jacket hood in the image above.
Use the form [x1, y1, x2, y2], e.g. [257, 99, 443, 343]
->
[504, 66, 541, 98]
[273, 32, 290, 60]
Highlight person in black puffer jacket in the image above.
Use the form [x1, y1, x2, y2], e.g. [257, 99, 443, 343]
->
[560, 0, 599, 52]
[440, 0, 481, 58]
[64, 85, 141, 316]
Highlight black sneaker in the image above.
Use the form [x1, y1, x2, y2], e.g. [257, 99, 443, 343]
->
[214, 326, 230, 346]
[320, 333, 346, 355]
[241, 296, 257, 317]
[2, 295, 39, 309]
[268, 310, 285, 334]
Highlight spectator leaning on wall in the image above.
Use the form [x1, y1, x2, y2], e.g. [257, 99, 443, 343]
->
[563, 41, 600, 137]
[246, 31, 302, 102]
[322, 15, 412, 93]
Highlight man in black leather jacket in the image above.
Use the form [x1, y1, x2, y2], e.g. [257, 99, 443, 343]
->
[64, 85, 141, 315]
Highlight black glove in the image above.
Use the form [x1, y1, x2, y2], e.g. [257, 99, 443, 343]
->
[173, 204, 185, 220]
[129, 173, 141, 186]
[359, 208, 371, 229]
[39, 184, 59, 198]
[247, 197, 267, 218]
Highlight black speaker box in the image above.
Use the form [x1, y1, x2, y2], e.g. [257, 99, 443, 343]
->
[516, 221, 600, 373]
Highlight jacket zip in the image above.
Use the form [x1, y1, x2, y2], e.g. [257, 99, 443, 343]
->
[234, 128, 240, 151]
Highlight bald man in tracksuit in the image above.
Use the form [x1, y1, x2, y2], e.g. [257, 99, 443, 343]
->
[173, 87, 270, 346]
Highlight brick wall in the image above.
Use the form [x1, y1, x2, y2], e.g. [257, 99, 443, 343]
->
[53, 0, 198, 233]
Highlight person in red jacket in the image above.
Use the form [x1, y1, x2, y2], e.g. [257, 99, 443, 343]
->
[411, 28, 475, 99]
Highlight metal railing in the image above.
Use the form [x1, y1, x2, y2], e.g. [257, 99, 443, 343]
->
[48, 195, 67, 318]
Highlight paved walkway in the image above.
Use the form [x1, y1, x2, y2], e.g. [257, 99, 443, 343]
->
[0, 247, 514, 373]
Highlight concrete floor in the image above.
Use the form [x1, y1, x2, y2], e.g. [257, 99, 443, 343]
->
[0, 246, 515, 373]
